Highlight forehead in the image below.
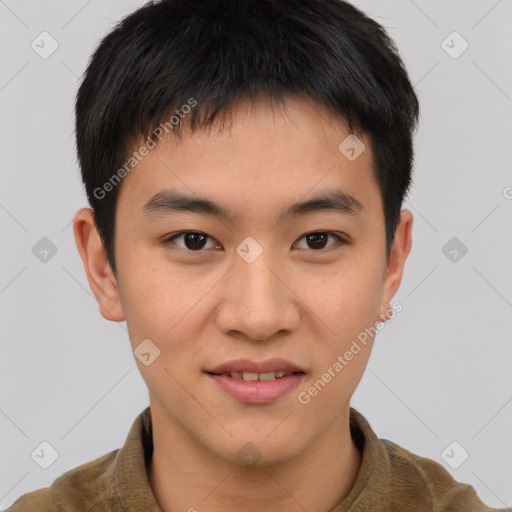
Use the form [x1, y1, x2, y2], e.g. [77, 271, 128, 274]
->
[116, 94, 380, 224]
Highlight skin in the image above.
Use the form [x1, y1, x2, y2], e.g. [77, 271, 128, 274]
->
[73, 94, 413, 512]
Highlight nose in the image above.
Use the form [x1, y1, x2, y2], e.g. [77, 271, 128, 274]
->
[214, 250, 301, 341]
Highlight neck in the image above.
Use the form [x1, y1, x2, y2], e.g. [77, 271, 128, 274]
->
[147, 403, 362, 512]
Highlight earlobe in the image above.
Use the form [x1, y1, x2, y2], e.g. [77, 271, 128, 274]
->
[377, 304, 392, 323]
[72, 208, 125, 322]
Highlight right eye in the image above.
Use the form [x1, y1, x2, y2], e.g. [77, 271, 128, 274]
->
[163, 231, 222, 252]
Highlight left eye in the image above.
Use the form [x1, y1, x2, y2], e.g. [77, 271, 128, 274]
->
[294, 232, 344, 251]
[164, 231, 345, 252]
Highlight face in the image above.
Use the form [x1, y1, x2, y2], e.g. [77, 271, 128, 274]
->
[74, 94, 412, 467]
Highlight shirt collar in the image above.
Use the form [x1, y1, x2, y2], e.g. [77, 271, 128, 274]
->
[331, 407, 392, 510]
[114, 406, 161, 511]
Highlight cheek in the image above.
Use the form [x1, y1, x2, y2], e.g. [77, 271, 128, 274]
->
[117, 245, 190, 330]
[116, 265, 207, 397]
[296, 265, 382, 415]
[299, 256, 384, 342]
[117, 275, 174, 362]
[117, 256, 219, 372]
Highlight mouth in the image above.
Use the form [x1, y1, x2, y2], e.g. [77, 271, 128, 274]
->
[204, 358, 307, 403]
[205, 357, 306, 376]
[205, 370, 306, 404]
[206, 370, 306, 381]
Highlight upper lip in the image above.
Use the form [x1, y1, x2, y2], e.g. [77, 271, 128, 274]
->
[206, 358, 306, 374]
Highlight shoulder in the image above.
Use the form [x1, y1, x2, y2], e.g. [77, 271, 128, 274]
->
[4, 487, 54, 512]
[5, 449, 119, 512]
[381, 438, 502, 511]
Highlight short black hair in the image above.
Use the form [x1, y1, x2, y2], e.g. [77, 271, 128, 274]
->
[75, 0, 420, 277]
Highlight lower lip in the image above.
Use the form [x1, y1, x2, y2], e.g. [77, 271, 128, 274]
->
[206, 373, 305, 404]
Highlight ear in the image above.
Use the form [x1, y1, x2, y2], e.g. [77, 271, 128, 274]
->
[378, 209, 413, 321]
[72, 208, 125, 322]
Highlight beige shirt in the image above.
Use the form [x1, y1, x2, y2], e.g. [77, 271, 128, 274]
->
[6, 406, 504, 511]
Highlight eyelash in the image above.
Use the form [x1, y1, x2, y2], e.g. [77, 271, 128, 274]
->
[162, 230, 349, 254]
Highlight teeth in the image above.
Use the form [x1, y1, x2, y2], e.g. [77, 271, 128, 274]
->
[243, 372, 260, 381]
[220, 371, 295, 380]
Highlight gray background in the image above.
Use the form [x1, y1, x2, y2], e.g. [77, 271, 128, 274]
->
[1, 0, 511, 509]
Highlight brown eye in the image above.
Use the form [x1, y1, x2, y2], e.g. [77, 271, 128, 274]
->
[165, 232, 220, 251]
[295, 232, 345, 251]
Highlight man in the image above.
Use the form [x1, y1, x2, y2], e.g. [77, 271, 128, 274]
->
[7, 0, 504, 510]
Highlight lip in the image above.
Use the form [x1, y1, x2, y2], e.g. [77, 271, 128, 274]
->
[206, 358, 305, 374]
[207, 372, 305, 404]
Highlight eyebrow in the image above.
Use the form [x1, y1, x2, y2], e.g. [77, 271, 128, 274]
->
[141, 188, 363, 222]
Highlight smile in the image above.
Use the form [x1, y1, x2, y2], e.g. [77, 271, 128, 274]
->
[206, 371, 306, 404]
[208, 371, 303, 381]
